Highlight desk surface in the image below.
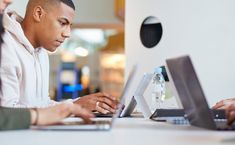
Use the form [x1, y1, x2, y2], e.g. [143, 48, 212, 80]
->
[0, 117, 235, 145]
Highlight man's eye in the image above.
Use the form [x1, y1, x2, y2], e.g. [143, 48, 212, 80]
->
[59, 21, 66, 26]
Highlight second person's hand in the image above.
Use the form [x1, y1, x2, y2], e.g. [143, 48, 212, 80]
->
[30, 103, 94, 126]
[225, 104, 235, 125]
[212, 98, 235, 109]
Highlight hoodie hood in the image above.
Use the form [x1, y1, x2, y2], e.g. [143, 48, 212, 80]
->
[2, 9, 36, 54]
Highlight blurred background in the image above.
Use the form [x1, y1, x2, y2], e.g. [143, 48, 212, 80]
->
[9, 0, 125, 101]
[8, 0, 235, 107]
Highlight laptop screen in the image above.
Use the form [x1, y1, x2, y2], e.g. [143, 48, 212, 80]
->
[166, 55, 216, 129]
[111, 64, 138, 125]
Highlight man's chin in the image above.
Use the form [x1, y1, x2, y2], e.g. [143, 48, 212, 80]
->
[45, 46, 59, 53]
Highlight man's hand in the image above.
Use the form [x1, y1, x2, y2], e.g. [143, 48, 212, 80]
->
[30, 103, 94, 125]
[226, 104, 235, 125]
[212, 98, 235, 109]
[74, 92, 119, 114]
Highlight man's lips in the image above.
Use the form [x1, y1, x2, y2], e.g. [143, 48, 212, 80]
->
[56, 40, 64, 44]
[55, 40, 65, 46]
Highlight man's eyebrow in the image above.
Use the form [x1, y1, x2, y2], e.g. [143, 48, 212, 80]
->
[58, 17, 71, 24]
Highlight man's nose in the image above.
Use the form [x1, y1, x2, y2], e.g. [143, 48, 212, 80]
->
[62, 26, 71, 38]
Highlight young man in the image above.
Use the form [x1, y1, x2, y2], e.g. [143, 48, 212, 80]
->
[0, 0, 93, 130]
[0, 0, 117, 114]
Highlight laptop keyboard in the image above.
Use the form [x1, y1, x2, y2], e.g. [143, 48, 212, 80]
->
[60, 120, 111, 125]
[92, 120, 111, 125]
[214, 119, 227, 123]
[166, 118, 227, 125]
[171, 118, 189, 125]
[94, 112, 113, 117]
[215, 121, 235, 130]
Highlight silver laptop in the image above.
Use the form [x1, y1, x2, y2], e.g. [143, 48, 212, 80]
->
[166, 55, 235, 130]
[31, 65, 137, 131]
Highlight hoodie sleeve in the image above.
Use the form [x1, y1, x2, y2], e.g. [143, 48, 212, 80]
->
[0, 65, 26, 107]
[0, 32, 27, 108]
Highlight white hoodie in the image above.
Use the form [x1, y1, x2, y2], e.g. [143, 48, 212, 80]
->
[0, 9, 58, 108]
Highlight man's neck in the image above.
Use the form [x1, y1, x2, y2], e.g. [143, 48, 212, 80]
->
[20, 19, 39, 49]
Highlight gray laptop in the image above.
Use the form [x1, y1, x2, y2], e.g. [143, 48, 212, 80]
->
[32, 65, 137, 131]
[166, 55, 235, 130]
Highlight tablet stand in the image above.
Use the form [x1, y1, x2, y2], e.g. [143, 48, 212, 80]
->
[120, 73, 153, 118]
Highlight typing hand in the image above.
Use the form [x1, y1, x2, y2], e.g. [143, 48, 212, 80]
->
[226, 104, 235, 125]
[74, 92, 119, 114]
[31, 103, 94, 125]
[212, 98, 235, 109]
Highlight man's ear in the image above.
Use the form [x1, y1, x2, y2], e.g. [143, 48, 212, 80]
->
[32, 6, 45, 22]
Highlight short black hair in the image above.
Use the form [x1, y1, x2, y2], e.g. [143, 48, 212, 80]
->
[60, 0, 75, 10]
[27, 0, 75, 12]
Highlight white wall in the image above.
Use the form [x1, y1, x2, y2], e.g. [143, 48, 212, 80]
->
[126, 0, 235, 107]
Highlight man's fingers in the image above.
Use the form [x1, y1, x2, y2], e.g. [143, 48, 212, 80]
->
[98, 102, 115, 113]
[97, 96, 118, 109]
[96, 104, 110, 114]
[94, 92, 117, 101]
[75, 92, 119, 112]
